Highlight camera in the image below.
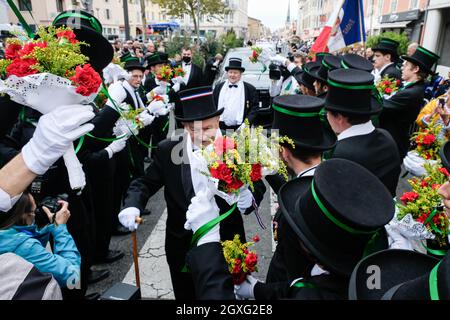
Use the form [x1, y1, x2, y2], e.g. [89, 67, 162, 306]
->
[269, 62, 282, 80]
[34, 194, 69, 228]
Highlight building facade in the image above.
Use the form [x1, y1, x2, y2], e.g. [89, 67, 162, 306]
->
[297, 0, 336, 40]
[6, 0, 164, 40]
[422, 0, 450, 74]
[248, 16, 264, 40]
[178, 0, 249, 39]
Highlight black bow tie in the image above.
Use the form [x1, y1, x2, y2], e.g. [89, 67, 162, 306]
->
[229, 84, 238, 88]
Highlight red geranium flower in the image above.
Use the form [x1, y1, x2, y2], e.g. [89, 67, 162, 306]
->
[421, 180, 428, 188]
[70, 64, 102, 96]
[210, 162, 233, 184]
[396, 79, 401, 86]
[214, 136, 236, 157]
[18, 41, 47, 57]
[227, 178, 244, 192]
[5, 43, 22, 60]
[383, 80, 391, 86]
[432, 184, 441, 190]
[6, 58, 38, 77]
[417, 213, 429, 224]
[439, 167, 450, 178]
[252, 51, 258, 58]
[244, 252, 258, 272]
[400, 191, 419, 204]
[385, 87, 393, 94]
[252, 234, 260, 243]
[56, 30, 78, 44]
[250, 164, 262, 182]
[422, 134, 436, 146]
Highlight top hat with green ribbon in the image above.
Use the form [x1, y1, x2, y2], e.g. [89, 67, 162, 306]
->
[401, 46, 440, 75]
[309, 55, 342, 84]
[315, 52, 332, 65]
[272, 95, 336, 151]
[341, 53, 374, 73]
[325, 69, 382, 115]
[52, 10, 113, 73]
[372, 38, 400, 59]
[349, 249, 448, 300]
[145, 52, 169, 69]
[278, 158, 394, 277]
[295, 62, 319, 91]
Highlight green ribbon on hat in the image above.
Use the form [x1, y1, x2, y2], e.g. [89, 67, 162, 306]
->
[379, 38, 398, 45]
[429, 261, 441, 300]
[417, 46, 439, 60]
[341, 60, 350, 69]
[272, 104, 321, 118]
[53, 12, 102, 34]
[311, 180, 377, 235]
[328, 79, 383, 105]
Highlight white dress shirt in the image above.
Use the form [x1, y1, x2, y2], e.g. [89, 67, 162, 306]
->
[122, 80, 145, 109]
[372, 62, 395, 84]
[218, 80, 246, 126]
[0, 188, 21, 212]
[182, 62, 192, 85]
[338, 121, 375, 141]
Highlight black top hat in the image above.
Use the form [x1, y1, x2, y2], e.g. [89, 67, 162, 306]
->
[349, 249, 445, 300]
[372, 38, 400, 59]
[341, 54, 374, 72]
[310, 55, 342, 84]
[401, 46, 440, 75]
[52, 10, 113, 73]
[225, 57, 245, 72]
[440, 141, 450, 171]
[124, 59, 145, 72]
[175, 86, 224, 122]
[295, 62, 319, 91]
[325, 69, 382, 115]
[145, 52, 169, 68]
[315, 52, 331, 65]
[279, 159, 394, 276]
[272, 95, 336, 151]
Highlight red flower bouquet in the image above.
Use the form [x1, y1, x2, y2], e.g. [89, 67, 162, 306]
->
[222, 234, 259, 285]
[172, 66, 185, 78]
[249, 47, 263, 64]
[156, 65, 174, 82]
[395, 163, 450, 247]
[200, 121, 292, 200]
[0, 26, 103, 191]
[376, 75, 400, 98]
[410, 123, 444, 161]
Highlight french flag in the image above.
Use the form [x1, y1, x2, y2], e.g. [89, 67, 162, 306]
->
[311, 0, 366, 54]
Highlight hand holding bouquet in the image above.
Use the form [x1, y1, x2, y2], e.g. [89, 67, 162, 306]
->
[394, 163, 450, 248]
[376, 75, 401, 99]
[222, 234, 259, 285]
[0, 26, 103, 190]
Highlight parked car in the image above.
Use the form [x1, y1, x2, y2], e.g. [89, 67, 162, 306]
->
[213, 47, 273, 127]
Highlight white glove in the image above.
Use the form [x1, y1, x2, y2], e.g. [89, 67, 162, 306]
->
[184, 189, 220, 246]
[106, 82, 127, 110]
[172, 82, 181, 93]
[271, 55, 288, 66]
[237, 188, 254, 214]
[172, 76, 185, 85]
[105, 137, 127, 158]
[213, 60, 220, 67]
[403, 151, 429, 177]
[137, 110, 155, 127]
[118, 207, 140, 231]
[152, 82, 169, 96]
[234, 275, 260, 300]
[147, 100, 169, 117]
[21, 104, 95, 175]
[385, 224, 414, 251]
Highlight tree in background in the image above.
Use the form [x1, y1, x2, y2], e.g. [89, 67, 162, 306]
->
[366, 31, 410, 56]
[153, 0, 228, 42]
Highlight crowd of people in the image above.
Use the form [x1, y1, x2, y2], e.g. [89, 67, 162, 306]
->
[0, 9, 450, 301]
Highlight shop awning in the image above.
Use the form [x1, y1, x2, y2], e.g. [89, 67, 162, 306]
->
[380, 21, 412, 29]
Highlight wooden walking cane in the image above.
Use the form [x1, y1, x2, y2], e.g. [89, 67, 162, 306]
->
[132, 217, 143, 288]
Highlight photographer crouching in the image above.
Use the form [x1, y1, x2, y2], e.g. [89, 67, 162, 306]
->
[0, 192, 81, 292]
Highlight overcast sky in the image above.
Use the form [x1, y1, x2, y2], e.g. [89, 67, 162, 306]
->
[248, 0, 299, 31]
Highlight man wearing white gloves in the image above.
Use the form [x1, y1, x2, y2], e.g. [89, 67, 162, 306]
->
[118, 86, 266, 300]
[0, 104, 95, 213]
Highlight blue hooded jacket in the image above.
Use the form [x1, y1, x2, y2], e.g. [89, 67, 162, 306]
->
[0, 223, 81, 288]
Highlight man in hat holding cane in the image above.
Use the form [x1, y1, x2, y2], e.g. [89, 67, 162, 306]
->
[117, 86, 266, 299]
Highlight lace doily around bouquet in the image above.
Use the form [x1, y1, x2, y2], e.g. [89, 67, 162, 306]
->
[0, 73, 98, 114]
